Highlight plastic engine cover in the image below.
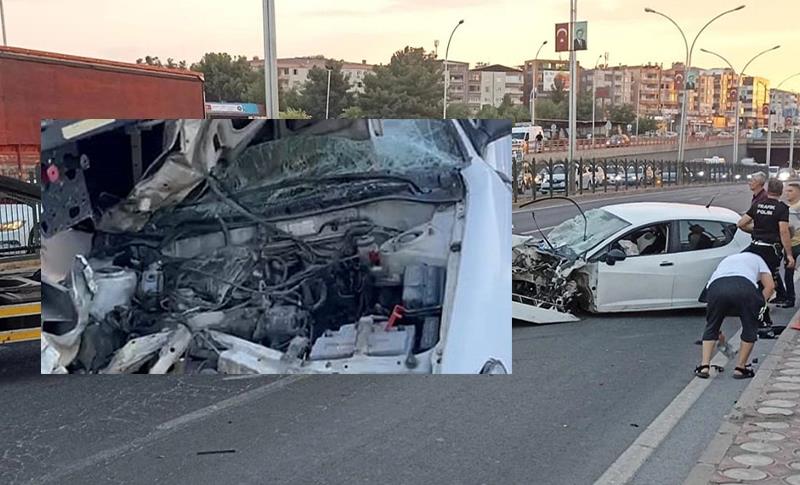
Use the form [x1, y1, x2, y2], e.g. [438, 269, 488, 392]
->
[402, 264, 445, 309]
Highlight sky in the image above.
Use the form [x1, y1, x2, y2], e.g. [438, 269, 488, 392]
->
[5, 0, 800, 91]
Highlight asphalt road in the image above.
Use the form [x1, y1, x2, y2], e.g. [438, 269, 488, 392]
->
[1, 183, 788, 485]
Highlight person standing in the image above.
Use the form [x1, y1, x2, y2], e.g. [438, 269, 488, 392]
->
[749, 171, 768, 205]
[780, 180, 800, 308]
[695, 252, 775, 379]
[737, 178, 795, 309]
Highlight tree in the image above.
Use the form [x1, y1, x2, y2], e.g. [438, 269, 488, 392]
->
[446, 103, 473, 119]
[576, 92, 593, 122]
[534, 98, 563, 121]
[507, 105, 531, 123]
[608, 104, 636, 126]
[341, 106, 366, 118]
[475, 105, 501, 119]
[297, 60, 355, 118]
[279, 108, 311, 119]
[638, 116, 658, 134]
[357, 47, 443, 118]
[136, 55, 188, 69]
[191, 53, 257, 102]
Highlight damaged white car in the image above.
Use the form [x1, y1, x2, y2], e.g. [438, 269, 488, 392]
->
[513, 202, 750, 323]
[40, 119, 511, 374]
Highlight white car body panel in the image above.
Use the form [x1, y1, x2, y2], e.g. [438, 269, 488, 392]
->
[437, 130, 512, 373]
[514, 202, 750, 322]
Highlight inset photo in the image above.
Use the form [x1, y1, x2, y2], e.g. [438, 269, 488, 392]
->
[40, 119, 511, 374]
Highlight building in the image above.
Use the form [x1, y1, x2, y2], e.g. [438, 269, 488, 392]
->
[467, 64, 525, 110]
[769, 89, 798, 131]
[583, 63, 676, 120]
[437, 60, 469, 106]
[249, 56, 375, 93]
[741, 76, 770, 128]
[703, 68, 738, 129]
[522, 58, 572, 104]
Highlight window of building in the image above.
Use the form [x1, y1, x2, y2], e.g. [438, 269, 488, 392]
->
[283, 68, 289, 75]
[293, 69, 298, 75]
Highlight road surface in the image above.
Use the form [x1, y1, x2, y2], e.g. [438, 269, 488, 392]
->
[1, 183, 789, 484]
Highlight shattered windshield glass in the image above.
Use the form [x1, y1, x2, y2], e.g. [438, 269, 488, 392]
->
[215, 119, 466, 195]
[545, 208, 630, 256]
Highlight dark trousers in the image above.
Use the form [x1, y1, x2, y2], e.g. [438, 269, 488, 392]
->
[744, 243, 786, 301]
[703, 276, 764, 343]
[783, 245, 800, 304]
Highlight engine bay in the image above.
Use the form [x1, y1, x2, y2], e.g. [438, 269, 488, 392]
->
[41, 119, 469, 374]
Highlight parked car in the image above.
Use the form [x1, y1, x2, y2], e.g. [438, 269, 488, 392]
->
[513, 202, 750, 323]
[606, 134, 630, 147]
[777, 168, 797, 181]
[717, 131, 733, 138]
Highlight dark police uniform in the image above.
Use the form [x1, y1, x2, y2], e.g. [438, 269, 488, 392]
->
[744, 195, 789, 305]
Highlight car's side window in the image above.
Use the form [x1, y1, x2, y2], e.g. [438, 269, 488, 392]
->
[609, 223, 670, 257]
[677, 220, 734, 252]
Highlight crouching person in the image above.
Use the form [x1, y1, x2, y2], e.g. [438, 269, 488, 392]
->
[695, 252, 775, 379]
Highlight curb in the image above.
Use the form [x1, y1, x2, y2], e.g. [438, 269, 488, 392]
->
[682, 310, 800, 485]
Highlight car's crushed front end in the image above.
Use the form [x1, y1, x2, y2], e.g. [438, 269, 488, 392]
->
[39, 119, 505, 374]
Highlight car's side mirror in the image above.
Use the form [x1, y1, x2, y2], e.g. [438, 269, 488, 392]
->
[605, 248, 627, 266]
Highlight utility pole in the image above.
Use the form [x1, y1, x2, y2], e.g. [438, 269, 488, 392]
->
[568, 0, 577, 166]
[262, 0, 279, 118]
[325, 69, 332, 119]
[0, 0, 7, 46]
[530, 41, 548, 129]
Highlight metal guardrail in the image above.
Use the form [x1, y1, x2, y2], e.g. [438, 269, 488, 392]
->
[512, 157, 749, 203]
[533, 135, 733, 154]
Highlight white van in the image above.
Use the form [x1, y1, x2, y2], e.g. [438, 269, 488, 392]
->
[512, 125, 544, 153]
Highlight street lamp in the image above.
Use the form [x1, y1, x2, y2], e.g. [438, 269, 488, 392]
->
[442, 19, 465, 119]
[530, 40, 548, 128]
[591, 54, 603, 148]
[262, 0, 279, 118]
[1, 0, 7, 46]
[700, 45, 780, 167]
[325, 69, 332, 119]
[645, 5, 744, 167]
[768, 73, 800, 169]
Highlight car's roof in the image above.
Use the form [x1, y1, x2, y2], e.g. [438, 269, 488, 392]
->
[602, 202, 739, 225]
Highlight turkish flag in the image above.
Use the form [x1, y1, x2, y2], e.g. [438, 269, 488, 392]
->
[555, 23, 569, 52]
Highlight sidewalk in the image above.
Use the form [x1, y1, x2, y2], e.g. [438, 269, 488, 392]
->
[684, 316, 800, 484]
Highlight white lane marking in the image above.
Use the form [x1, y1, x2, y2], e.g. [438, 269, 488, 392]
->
[593, 329, 743, 485]
[33, 375, 307, 484]
[513, 186, 745, 214]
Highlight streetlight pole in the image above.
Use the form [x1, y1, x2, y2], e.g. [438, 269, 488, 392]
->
[767, 73, 800, 168]
[592, 54, 603, 148]
[701, 46, 780, 166]
[1, 0, 7, 46]
[325, 69, 332, 119]
[442, 19, 465, 119]
[568, 0, 577, 166]
[645, 5, 744, 168]
[530, 40, 548, 128]
[262, 0, 279, 118]
[635, 70, 641, 136]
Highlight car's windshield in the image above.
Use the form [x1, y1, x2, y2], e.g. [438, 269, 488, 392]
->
[512, 132, 526, 140]
[218, 119, 467, 194]
[546, 208, 631, 255]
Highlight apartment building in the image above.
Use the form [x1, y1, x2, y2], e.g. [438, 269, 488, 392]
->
[249, 56, 375, 93]
[741, 76, 770, 128]
[438, 60, 469, 105]
[770, 89, 798, 131]
[704, 68, 738, 129]
[468, 64, 525, 110]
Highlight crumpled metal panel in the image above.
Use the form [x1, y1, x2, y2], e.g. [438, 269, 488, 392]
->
[98, 119, 266, 232]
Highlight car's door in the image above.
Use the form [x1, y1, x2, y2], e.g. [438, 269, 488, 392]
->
[669, 219, 739, 308]
[593, 222, 676, 312]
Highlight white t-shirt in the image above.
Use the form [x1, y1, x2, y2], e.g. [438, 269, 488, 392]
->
[707, 252, 770, 288]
